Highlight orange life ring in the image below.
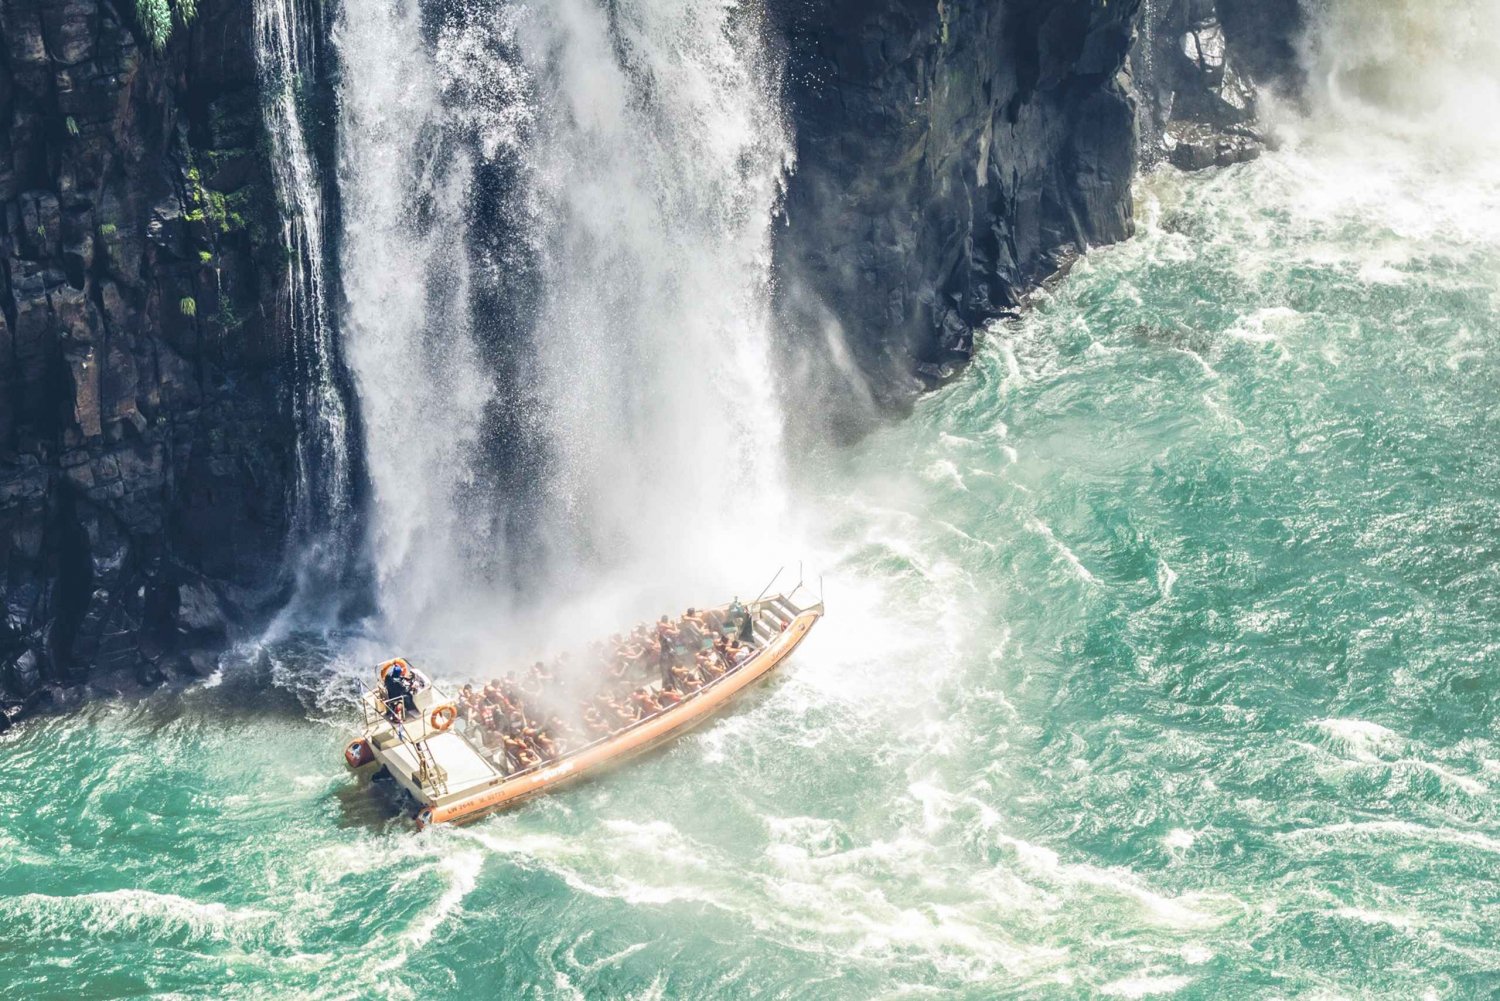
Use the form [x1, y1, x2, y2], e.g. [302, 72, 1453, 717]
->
[344, 738, 374, 769]
[378, 657, 410, 683]
[429, 704, 458, 732]
[415, 806, 434, 830]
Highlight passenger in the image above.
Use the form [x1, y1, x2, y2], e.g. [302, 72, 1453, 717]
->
[670, 664, 701, 692]
[697, 650, 724, 681]
[583, 709, 611, 738]
[677, 611, 708, 653]
[656, 687, 684, 708]
[629, 688, 660, 718]
[726, 597, 749, 640]
[515, 744, 540, 770]
[382, 661, 419, 719]
[656, 616, 680, 690]
[731, 641, 754, 666]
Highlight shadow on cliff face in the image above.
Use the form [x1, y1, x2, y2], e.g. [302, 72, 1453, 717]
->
[765, 0, 1141, 440]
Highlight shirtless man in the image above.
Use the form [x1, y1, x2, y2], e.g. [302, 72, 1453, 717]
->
[629, 687, 660, 719]
[697, 649, 724, 682]
[582, 704, 611, 738]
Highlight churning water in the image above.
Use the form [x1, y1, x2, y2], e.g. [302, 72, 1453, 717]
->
[4, 0, 1499, 997]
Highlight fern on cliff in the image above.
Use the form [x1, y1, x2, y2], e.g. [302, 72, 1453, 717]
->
[135, 0, 198, 53]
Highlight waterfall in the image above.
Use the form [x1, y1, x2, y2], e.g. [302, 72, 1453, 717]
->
[333, 0, 791, 657]
[252, 0, 355, 595]
[518, 0, 792, 591]
[1135, 0, 1164, 160]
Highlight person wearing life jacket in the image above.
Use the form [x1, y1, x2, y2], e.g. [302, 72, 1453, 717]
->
[383, 660, 419, 719]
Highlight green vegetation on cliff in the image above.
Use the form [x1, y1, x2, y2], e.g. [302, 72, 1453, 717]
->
[134, 0, 197, 52]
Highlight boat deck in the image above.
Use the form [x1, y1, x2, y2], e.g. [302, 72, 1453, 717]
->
[354, 588, 823, 826]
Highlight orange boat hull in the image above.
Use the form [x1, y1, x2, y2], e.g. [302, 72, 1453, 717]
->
[426, 607, 820, 826]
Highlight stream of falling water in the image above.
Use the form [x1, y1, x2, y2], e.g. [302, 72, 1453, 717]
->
[252, 0, 355, 589]
[335, 0, 793, 669]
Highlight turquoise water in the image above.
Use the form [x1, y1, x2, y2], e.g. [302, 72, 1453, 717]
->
[5, 143, 1500, 998]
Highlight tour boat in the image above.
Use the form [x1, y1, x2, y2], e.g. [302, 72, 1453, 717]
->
[342, 587, 824, 828]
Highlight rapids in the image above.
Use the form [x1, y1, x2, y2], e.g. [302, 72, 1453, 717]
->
[3, 0, 1499, 997]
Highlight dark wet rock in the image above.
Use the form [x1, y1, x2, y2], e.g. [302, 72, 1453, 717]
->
[1134, 0, 1302, 168]
[0, 0, 294, 717]
[1166, 121, 1268, 170]
[770, 0, 1142, 427]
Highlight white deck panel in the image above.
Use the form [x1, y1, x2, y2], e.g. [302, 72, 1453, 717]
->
[379, 731, 502, 804]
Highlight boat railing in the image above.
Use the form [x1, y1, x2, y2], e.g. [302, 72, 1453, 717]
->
[464, 591, 823, 785]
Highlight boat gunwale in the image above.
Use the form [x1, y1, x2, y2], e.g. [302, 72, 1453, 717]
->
[420, 597, 822, 825]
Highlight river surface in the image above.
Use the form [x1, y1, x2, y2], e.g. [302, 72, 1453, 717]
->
[5, 133, 1500, 998]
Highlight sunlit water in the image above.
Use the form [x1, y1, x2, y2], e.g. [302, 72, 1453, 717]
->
[5, 137, 1500, 998]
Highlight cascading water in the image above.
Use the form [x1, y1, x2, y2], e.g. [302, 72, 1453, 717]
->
[1297, 0, 1500, 154]
[252, 0, 356, 597]
[334, 0, 501, 649]
[517, 0, 791, 590]
[335, 0, 793, 661]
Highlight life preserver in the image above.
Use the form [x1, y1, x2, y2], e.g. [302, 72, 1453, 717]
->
[344, 738, 374, 769]
[414, 806, 434, 831]
[378, 657, 410, 683]
[429, 704, 458, 732]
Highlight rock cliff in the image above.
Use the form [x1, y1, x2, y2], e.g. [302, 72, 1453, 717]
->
[768, 0, 1304, 427]
[1133, 0, 1304, 170]
[0, 0, 294, 724]
[769, 0, 1142, 424]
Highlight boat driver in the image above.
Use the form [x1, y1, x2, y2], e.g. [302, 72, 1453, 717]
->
[382, 660, 420, 719]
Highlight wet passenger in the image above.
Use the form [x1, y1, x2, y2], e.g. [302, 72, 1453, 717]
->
[629, 688, 660, 718]
[382, 661, 419, 719]
[656, 616, 680, 690]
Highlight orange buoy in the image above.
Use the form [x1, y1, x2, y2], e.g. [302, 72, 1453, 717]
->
[429, 703, 458, 732]
[378, 657, 410, 683]
[344, 738, 374, 769]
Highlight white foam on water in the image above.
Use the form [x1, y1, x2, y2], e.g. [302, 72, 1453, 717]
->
[1156, 558, 1178, 599]
[2, 889, 278, 946]
[1027, 518, 1100, 585]
[1099, 973, 1193, 998]
[1278, 820, 1500, 855]
[1163, 828, 1195, 853]
[1172, 347, 1219, 380]
[1331, 906, 1418, 931]
[1311, 717, 1404, 761]
[399, 850, 484, 951]
[1227, 307, 1303, 344]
